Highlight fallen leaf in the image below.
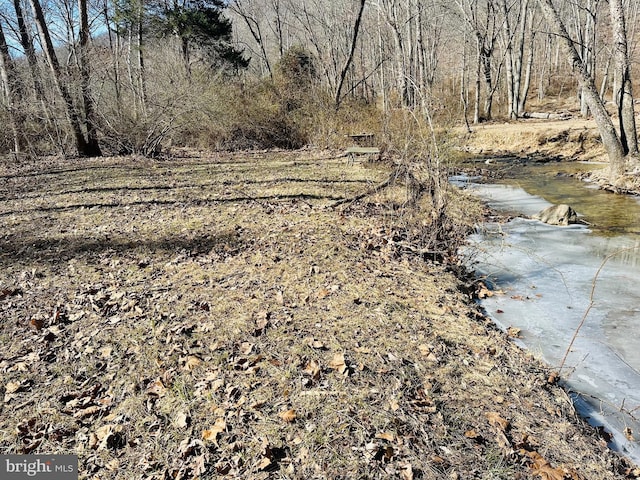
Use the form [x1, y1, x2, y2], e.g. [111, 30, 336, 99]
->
[240, 342, 254, 355]
[328, 353, 347, 375]
[279, 409, 297, 423]
[257, 457, 272, 471]
[625, 427, 634, 441]
[506, 326, 521, 338]
[400, 463, 414, 480]
[5, 382, 22, 394]
[30, 316, 47, 331]
[486, 412, 510, 432]
[146, 378, 167, 397]
[375, 432, 395, 442]
[303, 359, 321, 381]
[526, 450, 568, 480]
[464, 429, 481, 440]
[183, 356, 202, 371]
[202, 417, 226, 445]
[389, 398, 400, 411]
[316, 288, 331, 299]
[175, 412, 190, 429]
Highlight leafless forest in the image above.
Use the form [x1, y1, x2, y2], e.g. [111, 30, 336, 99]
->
[1, 0, 639, 175]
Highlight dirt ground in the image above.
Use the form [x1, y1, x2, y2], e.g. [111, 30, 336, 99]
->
[1, 150, 638, 479]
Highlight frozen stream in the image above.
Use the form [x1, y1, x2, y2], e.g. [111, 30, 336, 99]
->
[454, 165, 640, 464]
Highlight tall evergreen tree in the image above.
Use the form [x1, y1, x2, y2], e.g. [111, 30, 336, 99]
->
[152, 0, 248, 75]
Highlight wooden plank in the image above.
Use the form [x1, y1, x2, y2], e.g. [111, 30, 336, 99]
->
[345, 146, 380, 155]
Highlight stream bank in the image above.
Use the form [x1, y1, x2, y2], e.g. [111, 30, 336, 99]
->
[456, 158, 640, 465]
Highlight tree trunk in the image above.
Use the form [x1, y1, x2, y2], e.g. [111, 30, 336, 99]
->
[12, 0, 45, 102]
[474, 37, 481, 124]
[518, 11, 535, 115]
[335, 0, 366, 109]
[138, 3, 147, 111]
[610, 0, 638, 155]
[537, 0, 626, 178]
[29, 0, 91, 156]
[78, 0, 102, 156]
[0, 19, 22, 154]
[231, 1, 273, 78]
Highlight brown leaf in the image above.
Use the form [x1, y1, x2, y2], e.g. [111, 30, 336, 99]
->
[31, 317, 46, 331]
[625, 427, 635, 441]
[202, 417, 226, 445]
[486, 412, 510, 432]
[5, 381, 23, 394]
[526, 450, 568, 480]
[400, 463, 414, 480]
[73, 405, 101, 419]
[507, 326, 521, 338]
[257, 457, 272, 471]
[547, 371, 559, 385]
[303, 359, 321, 381]
[146, 378, 167, 397]
[464, 429, 481, 440]
[316, 288, 331, 299]
[328, 352, 347, 375]
[183, 355, 202, 371]
[375, 432, 395, 442]
[279, 409, 297, 423]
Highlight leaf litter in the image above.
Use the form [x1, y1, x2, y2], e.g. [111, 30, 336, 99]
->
[0, 151, 636, 479]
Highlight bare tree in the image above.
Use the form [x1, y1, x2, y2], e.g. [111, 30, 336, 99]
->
[29, 0, 94, 156]
[456, 0, 500, 122]
[610, 0, 638, 155]
[12, 0, 45, 101]
[335, 0, 366, 109]
[0, 17, 22, 154]
[78, 0, 102, 156]
[537, 0, 626, 178]
[230, 0, 273, 77]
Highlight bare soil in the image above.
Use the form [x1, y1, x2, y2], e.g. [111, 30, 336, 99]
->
[1, 150, 637, 479]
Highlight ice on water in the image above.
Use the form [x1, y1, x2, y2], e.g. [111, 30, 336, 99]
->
[461, 181, 640, 463]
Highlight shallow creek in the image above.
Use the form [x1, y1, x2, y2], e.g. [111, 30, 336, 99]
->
[455, 159, 640, 464]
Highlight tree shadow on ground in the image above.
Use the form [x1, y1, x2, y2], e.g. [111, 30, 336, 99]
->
[0, 229, 245, 267]
[0, 193, 345, 218]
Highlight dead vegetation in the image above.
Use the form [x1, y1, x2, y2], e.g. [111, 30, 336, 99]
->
[0, 150, 636, 479]
[459, 117, 606, 162]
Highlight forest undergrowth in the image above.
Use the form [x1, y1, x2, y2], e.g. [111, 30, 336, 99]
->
[0, 150, 637, 479]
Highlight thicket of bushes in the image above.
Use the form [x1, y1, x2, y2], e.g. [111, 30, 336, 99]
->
[1, 44, 392, 158]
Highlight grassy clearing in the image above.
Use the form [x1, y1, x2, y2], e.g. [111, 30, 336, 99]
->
[0, 150, 635, 479]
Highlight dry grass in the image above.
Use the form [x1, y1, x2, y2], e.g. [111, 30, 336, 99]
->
[459, 117, 606, 162]
[0, 150, 635, 479]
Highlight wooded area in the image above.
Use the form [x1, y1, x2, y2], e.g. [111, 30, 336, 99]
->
[1, 0, 640, 178]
